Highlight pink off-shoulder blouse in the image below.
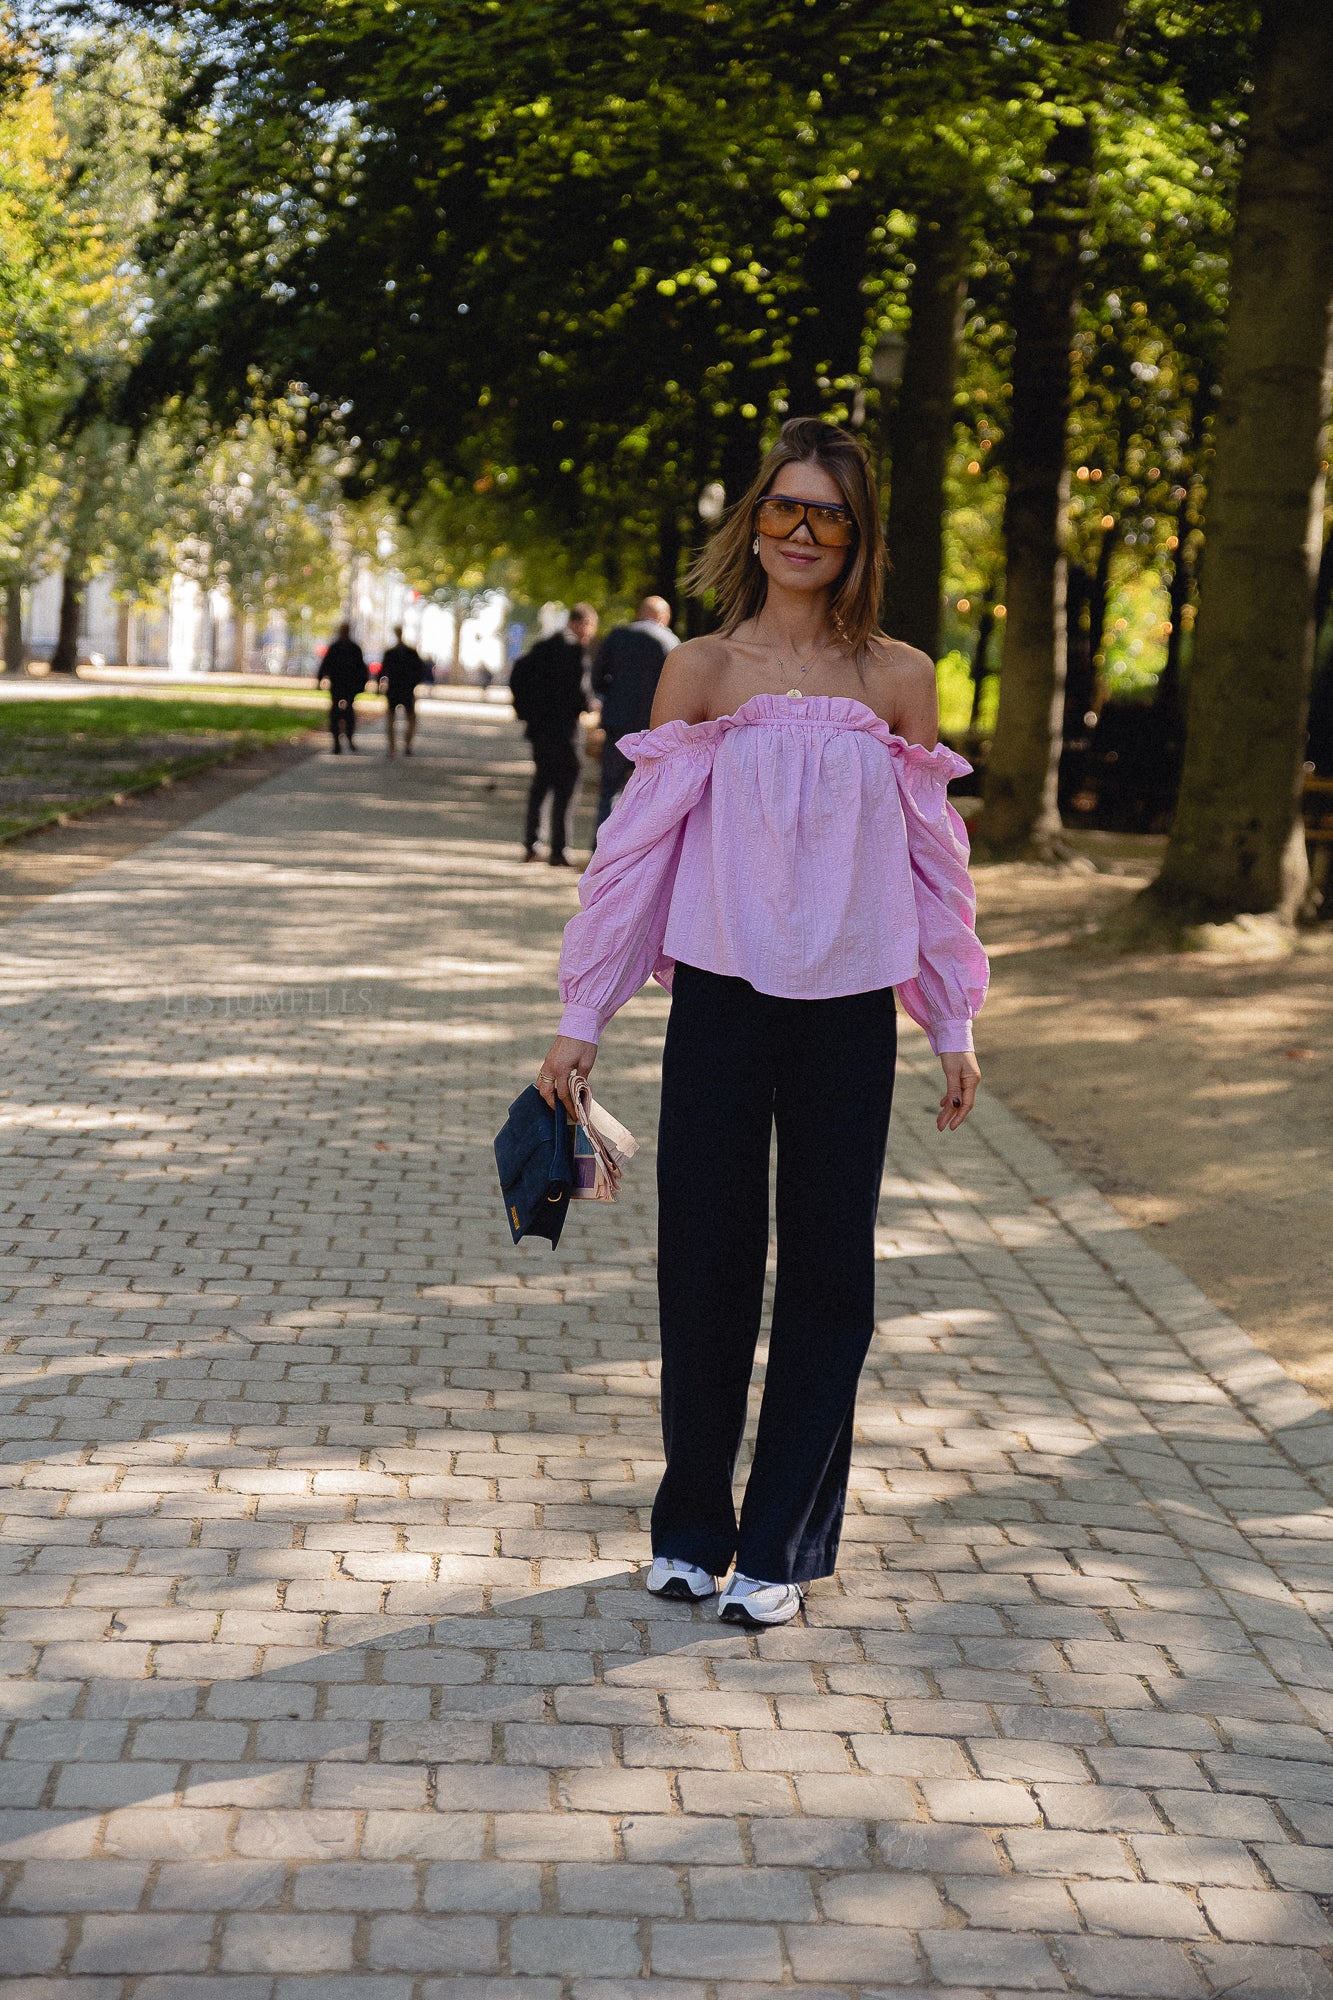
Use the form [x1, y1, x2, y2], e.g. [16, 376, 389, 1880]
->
[556, 692, 989, 1054]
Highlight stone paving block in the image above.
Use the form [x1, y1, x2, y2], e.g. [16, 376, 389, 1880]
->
[1070, 1880, 1208, 1938]
[818, 1870, 946, 1927]
[222, 1913, 357, 1972]
[921, 1928, 1063, 1990]
[1055, 1937, 1207, 1997]
[782, 1923, 919, 1985]
[137, 1984, 272, 2000]
[751, 1819, 870, 1868]
[1153, 1791, 1284, 1840]
[1033, 1782, 1159, 1832]
[1257, 1842, 1333, 1892]
[555, 1864, 683, 1917]
[1198, 1885, 1333, 1945]
[8, 1860, 149, 1910]
[1130, 1834, 1262, 1888]
[945, 1874, 1080, 1932]
[366, 1915, 501, 1973]
[493, 1815, 617, 1861]
[9, 712, 1333, 1988]
[648, 1923, 782, 1982]
[0, 1920, 68, 1977]
[510, 1918, 642, 1977]
[273, 1985, 413, 2000]
[153, 1861, 287, 1909]
[70, 1914, 214, 1974]
[1190, 1944, 1333, 2000]
[1002, 1828, 1138, 1879]
[620, 1816, 745, 1865]
[921, 1778, 1040, 1825]
[293, 1863, 419, 1910]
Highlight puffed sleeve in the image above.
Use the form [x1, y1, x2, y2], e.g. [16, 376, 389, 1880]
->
[556, 720, 718, 1043]
[891, 742, 990, 1055]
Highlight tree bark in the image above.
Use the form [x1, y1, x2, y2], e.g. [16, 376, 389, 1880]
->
[1313, 517, 1333, 642]
[3, 584, 22, 675]
[976, 0, 1125, 856]
[786, 196, 874, 419]
[49, 569, 85, 674]
[882, 202, 969, 660]
[1144, 0, 1333, 924]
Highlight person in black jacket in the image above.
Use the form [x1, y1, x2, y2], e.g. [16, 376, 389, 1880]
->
[508, 604, 597, 865]
[380, 626, 431, 759]
[317, 623, 369, 753]
[591, 595, 678, 841]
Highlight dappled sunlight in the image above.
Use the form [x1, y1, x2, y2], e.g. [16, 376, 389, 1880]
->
[2, 704, 1333, 1973]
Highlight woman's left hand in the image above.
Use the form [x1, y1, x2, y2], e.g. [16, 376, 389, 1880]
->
[937, 1051, 981, 1131]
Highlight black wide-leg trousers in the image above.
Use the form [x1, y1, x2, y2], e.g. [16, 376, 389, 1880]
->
[652, 962, 897, 1586]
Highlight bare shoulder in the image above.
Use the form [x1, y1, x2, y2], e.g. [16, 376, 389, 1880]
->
[650, 634, 728, 726]
[864, 635, 939, 746]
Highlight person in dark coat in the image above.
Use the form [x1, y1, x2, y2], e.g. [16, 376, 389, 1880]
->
[508, 603, 598, 865]
[317, 623, 369, 753]
[591, 594, 678, 840]
[380, 625, 431, 759]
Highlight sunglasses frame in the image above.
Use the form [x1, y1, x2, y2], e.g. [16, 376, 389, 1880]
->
[754, 493, 858, 549]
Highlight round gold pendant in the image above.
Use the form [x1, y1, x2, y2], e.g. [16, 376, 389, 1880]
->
[785, 687, 805, 699]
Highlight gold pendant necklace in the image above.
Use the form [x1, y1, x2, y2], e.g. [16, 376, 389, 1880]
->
[765, 623, 828, 699]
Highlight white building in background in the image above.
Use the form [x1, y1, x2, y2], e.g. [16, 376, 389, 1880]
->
[18, 568, 511, 680]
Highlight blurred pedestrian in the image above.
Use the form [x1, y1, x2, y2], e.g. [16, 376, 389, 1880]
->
[591, 595, 678, 839]
[318, 623, 368, 754]
[509, 603, 598, 866]
[380, 625, 431, 758]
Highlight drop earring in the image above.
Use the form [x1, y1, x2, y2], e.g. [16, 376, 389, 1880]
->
[751, 535, 760, 554]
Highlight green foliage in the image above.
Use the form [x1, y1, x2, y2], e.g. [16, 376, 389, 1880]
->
[17, 0, 1262, 693]
[0, 692, 317, 838]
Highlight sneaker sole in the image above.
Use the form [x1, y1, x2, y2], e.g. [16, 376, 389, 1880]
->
[649, 1576, 715, 1602]
[718, 1597, 802, 1628]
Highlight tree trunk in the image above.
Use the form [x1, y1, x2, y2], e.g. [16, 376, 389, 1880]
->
[49, 569, 85, 674]
[882, 202, 969, 660]
[1063, 563, 1095, 741]
[976, 0, 1126, 856]
[3, 584, 22, 675]
[1143, 0, 1333, 924]
[786, 196, 874, 418]
[1313, 517, 1333, 641]
[115, 599, 132, 667]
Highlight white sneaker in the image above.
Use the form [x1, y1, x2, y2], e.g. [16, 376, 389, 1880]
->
[717, 1572, 804, 1627]
[646, 1556, 716, 1601]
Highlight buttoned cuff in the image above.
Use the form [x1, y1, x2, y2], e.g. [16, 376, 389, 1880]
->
[558, 1003, 604, 1045]
[930, 1018, 975, 1056]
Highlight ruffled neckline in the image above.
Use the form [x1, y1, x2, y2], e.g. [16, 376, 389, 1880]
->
[621, 691, 972, 781]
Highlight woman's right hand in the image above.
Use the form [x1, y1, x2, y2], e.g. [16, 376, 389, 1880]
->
[536, 1036, 598, 1116]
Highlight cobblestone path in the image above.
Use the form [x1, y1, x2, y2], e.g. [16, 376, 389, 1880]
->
[3, 699, 1333, 1998]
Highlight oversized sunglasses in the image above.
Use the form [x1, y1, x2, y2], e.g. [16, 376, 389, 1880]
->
[755, 494, 857, 548]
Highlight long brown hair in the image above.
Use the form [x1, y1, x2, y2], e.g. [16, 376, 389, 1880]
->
[685, 417, 886, 651]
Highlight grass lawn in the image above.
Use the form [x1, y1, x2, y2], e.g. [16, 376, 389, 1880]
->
[0, 695, 323, 840]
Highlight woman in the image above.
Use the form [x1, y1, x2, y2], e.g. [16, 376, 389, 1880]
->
[536, 417, 988, 1627]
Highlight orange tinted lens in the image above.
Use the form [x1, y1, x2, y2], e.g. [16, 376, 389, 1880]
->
[807, 506, 855, 545]
[757, 498, 803, 534]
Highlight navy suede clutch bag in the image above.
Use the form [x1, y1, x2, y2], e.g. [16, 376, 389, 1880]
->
[494, 1085, 574, 1248]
